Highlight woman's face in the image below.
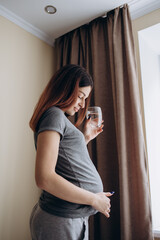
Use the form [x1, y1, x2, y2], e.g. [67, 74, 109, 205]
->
[63, 86, 91, 116]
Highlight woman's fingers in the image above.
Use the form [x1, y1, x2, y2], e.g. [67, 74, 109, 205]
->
[103, 192, 115, 218]
[105, 192, 115, 197]
[104, 210, 110, 218]
[92, 192, 115, 218]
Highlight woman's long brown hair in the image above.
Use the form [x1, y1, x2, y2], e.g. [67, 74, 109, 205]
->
[29, 64, 93, 132]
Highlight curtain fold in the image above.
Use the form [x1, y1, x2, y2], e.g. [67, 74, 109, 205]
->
[55, 5, 153, 240]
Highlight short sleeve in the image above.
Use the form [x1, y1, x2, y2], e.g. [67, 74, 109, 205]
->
[37, 107, 66, 139]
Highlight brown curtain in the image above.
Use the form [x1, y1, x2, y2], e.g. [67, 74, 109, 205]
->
[55, 5, 153, 240]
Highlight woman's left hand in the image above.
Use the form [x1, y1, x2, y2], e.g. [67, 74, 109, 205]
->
[83, 118, 104, 144]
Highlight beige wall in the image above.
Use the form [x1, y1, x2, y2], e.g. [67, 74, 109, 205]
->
[0, 16, 55, 240]
[132, 9, 160, 149]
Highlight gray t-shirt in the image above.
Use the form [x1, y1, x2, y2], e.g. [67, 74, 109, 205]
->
[34, 106, 103, 218]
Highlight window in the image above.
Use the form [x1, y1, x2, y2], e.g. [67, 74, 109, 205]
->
[138, 23, 160, 238]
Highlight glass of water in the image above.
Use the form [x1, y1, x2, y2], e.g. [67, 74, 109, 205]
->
[86, 106, 102, 128]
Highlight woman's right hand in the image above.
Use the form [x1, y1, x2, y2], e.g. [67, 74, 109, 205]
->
[91, 192, 113, 218]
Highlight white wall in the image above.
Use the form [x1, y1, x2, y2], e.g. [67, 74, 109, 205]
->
[132, 9, 160, 149]
[0, 16, 55, 240]
[139, 32, 160, 231]
[132, 9, 160, 239]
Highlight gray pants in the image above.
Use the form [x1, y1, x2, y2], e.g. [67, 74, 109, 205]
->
[30, 203, 89, 240]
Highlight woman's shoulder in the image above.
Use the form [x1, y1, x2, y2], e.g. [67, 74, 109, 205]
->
[36, 106, 65, 132]
[41, 106, 65, 121]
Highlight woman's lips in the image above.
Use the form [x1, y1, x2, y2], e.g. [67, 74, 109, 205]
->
[74, 107, 79, 112]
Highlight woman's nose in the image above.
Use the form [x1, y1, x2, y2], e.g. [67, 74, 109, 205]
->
[79, 99, 85, 109]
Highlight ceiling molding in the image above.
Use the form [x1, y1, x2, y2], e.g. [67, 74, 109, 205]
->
[0, 1, 159, 46]
[129, 0, 160, 20]
[0, 5, 54, 46]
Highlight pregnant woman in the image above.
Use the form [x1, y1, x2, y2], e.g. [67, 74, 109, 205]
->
[29, 64, 113, 240]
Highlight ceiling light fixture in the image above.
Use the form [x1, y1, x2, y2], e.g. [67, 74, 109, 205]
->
[44, 5, 57, 14]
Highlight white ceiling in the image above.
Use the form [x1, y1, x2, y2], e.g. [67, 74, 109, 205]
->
[0, 0, 160, 46]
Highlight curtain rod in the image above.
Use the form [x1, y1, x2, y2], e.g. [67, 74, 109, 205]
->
[101, 4, 126, 18]
[101, 0, 142, 18]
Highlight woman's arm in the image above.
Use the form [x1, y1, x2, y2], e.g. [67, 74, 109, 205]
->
[35, 131, 112, 218]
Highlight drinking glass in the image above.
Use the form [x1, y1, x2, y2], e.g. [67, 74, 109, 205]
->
[86, 106, 102, 128]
